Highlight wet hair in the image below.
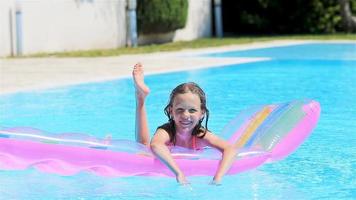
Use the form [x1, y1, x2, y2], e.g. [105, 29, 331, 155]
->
[160, 82, 210, 145]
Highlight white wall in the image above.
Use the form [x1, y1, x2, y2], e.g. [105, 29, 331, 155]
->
[0, 0, 127, 56]
[0, 0, 15, 56]
[174, 0, 212, 41]
[24, 0, 127, 54]
[0, 0, 212, 57]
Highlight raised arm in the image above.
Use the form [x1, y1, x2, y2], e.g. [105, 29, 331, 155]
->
[203, 132, 237, 184]
[150, 129, 189, 184]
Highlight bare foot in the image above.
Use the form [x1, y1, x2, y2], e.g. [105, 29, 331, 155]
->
[133, 63, 150, 99]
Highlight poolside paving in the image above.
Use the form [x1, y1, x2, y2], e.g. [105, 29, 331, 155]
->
[0, 40, 311, 94]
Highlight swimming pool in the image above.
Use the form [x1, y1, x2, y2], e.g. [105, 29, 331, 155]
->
[1, 42, 355, 199]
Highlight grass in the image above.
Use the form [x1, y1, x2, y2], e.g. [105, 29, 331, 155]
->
[21, 34, 356, 58]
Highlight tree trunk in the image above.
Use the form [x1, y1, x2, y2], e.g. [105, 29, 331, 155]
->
[339, 0, 356, 32]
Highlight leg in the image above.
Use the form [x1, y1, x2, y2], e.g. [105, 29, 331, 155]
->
[133, 63, 150, 146]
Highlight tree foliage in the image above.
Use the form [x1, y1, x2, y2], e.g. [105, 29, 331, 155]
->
[222, 0, 356, 34]
[137, 0, 188, 34]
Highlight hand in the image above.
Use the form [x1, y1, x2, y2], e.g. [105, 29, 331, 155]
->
[209, 180, 222, 186]
[176, 173, 190, 185]
[210, 176, 222, 186]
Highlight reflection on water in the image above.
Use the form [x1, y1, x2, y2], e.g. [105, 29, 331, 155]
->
[1, 43, 355, 199]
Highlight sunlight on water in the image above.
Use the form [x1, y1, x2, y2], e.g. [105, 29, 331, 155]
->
[1, 43, 355, 199]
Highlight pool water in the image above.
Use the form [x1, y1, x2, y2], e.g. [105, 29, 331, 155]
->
[1, 42, 355, 199]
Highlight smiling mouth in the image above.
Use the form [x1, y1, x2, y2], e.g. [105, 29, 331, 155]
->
[179, 121, 192, 126]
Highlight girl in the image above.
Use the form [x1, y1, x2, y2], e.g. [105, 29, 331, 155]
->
[133, 63, 236, 185]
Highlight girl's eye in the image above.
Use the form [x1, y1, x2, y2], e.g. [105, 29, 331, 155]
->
[176, 108, 184, 113]
[189, 109, 197, 113]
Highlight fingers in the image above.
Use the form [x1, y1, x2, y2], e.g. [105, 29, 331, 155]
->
[209, 180, 222, 186]
[176, 173, 190, 185]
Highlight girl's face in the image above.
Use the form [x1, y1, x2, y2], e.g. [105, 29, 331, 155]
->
[170, 92, 204, 134]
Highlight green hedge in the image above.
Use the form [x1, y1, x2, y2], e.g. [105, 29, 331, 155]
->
[223, 0, 356, 34]
[137, 0, 188, 34]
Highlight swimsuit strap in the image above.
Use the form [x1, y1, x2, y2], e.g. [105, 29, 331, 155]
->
[192, 135, 197, 150]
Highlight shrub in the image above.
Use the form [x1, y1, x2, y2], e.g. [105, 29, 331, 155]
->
[137, 0, 188, 34]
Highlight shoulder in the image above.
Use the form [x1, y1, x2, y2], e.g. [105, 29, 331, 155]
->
[157, 123, 172, 133]
[201, 131, 231, 151]
[155, 126, 169, 136]
[152, 124, 171, 143]
[195, 129, 212, 147]
[199, 130, 215, 141]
